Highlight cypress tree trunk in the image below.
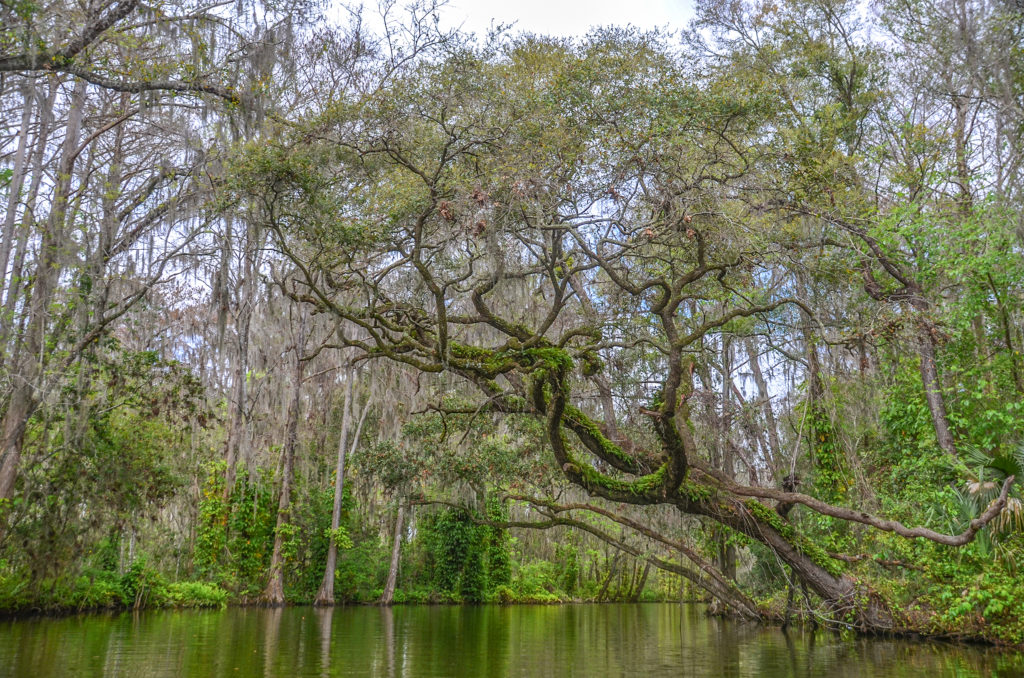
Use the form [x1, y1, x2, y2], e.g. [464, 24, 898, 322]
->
[0, 79, 87, 503]
[223, 220, 258, 497]
[0, 85, 34, 305]
[263, 314, 307, 604]
[380, 504, 405, 606]
[628, 562, 651, 602]
[0, 81, 58, 359]
[315, 362, 355, 606]
[718, 336, 736, 581]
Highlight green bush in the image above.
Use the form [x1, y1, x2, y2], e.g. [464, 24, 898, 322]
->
[163, 581, 228, 608]
[57, 577, 121, 611]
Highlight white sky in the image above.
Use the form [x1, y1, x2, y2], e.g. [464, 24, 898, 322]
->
[438, 0, 695, 39]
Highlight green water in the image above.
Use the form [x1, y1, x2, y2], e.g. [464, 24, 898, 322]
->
[1, 604, 1021, 677]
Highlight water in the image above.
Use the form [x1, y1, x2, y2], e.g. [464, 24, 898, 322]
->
[1, 603, 1021, 677]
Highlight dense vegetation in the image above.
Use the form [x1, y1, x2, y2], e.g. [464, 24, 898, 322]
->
[2, 0, 1024, 646]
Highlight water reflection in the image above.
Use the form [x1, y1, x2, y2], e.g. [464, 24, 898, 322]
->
[1, 604, 1021, 678]
[315, 608, 331, 678]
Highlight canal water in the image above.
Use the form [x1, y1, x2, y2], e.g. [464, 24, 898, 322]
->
[1, 603, 1021, 677]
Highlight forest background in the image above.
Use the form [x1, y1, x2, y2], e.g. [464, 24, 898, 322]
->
[1, 0, 1024, 645]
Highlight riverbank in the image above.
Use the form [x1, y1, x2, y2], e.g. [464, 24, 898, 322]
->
[3, 568, 1023, 650]
[0, 564, 227, 618]
[0, 560, 672, 618]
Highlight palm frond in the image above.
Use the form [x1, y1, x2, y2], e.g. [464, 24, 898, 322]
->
[995, 497, 1024, 533]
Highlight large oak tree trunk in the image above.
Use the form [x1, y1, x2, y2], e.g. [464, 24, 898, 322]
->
[685, 492, 893, 630]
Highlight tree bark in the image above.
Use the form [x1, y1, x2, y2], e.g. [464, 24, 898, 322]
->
[596, 550, 621, 602]
[0, 81, 57, 360]
[0, 84, 34, 303]
[628, 561, 651, 602]
[988, 274, 1024, 394]
[263, 313, 307, 605]
[745, 338, 782, 472]
[314, 361, 355, 606]
[718, 336, 737, 581]
[0, 78, 87, 503]
[380, 503, 405, 606]
[682, 490, 893, 630]
[567, 273, 620, 441]
[223, 220, 258, 496]
[917, 323, 957, 457]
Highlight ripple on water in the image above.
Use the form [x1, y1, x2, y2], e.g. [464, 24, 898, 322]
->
[1, 603, 1021, 678]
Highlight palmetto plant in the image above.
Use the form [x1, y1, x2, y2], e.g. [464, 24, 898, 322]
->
[960, 444, 1024, 536]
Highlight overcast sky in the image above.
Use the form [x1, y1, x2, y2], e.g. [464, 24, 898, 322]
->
[437, 0, 695, 39]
